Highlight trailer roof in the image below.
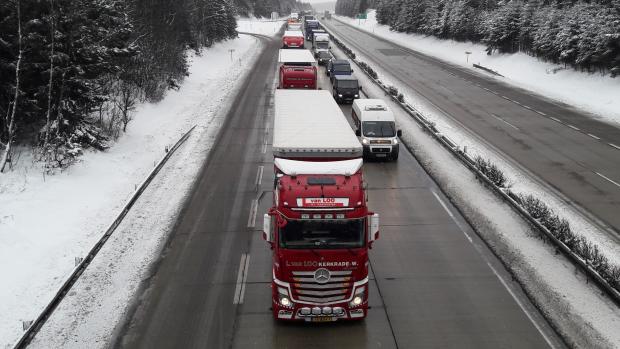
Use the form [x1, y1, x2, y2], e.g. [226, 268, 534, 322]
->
[274, 90, 362, 158]
[278, 49, 316, 64]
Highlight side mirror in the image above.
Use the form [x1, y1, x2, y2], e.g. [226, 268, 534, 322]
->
[359, 86, 363, 91]
[263, 214, 272, 244]
[397, 130, 402, 137]
[368, 213, 380, 248]
[355, 129, 361, 137]
[351, 69, 354, 73]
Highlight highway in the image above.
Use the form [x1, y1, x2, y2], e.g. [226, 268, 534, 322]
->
[114, 33, 565, 348]
[322, 18, 620, 239]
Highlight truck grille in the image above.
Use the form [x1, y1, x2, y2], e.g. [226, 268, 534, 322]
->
[291, 270, 353, 303]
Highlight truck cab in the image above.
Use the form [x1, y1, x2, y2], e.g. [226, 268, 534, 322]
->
[265, 90, 380, 322]
[332, 75, 360, 104]
[327, 59, 353, 83]
[304, 20, 320, 40]
[283, 30, 304, 49]
[352, 99, 402, 161]
[278, 49, 317, 89]
[312, 32, 329, 56]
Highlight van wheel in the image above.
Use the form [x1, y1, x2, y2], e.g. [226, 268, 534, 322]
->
[391, 152, 399, 161]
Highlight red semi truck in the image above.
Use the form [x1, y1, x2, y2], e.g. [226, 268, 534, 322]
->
[278, 49, 317, 89]
[263, 90, 380, 322]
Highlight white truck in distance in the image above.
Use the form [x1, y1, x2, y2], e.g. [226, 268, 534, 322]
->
[352, 99, 402, 161]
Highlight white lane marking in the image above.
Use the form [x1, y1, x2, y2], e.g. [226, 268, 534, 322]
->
[247, 199, 258, 228]
[255, 166, 264, 191]
[568, 124, 580, 131]
[431, 190, 472, 243]
[501, 95, 510, 100]
[431, 192, 557, 348]
[609, 143, 620, 150]
[523, 105, 532, 110]
[483, 260, 558, 349]
[233, 254, 251, 304]
[550, 117, 561, 123]
[587, 133, 600, 140]
[483, 87, 490, 91]
[513, 101, 522, 106]
[536, 111, 547, 116]
[596, 172, 620, 188]
[262, 121, 270, 154]
[490, 114, 520, 131]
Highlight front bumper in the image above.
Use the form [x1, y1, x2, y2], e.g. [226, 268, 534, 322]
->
[363, 144, 399, 158]
[272, 276, 368, 322]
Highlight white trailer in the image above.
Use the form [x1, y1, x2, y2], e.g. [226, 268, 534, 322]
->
[278, 49, 316, 66]
[273, 90, 362, 159]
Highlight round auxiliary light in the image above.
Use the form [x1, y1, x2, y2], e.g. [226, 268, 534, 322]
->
[352, 296, 362, 306]
[280, 297, 291, 307]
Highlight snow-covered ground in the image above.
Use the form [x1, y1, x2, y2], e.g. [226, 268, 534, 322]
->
[328, 42, 620, 348]
[237, 17, 285, 36]
[335, 10, 620, 126]
[0, 28, 266, 348]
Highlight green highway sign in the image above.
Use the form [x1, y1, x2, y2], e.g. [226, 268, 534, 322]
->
[356, 13, 367, 19]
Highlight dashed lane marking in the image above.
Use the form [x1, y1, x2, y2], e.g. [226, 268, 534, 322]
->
[255, 166, 264, 191]
[233, 253, 251, 304]
[536, 111, 547, 116]
[588, 134, 600, 140]
[247, 199, 258, 228]
[490, 114, 520, 131]
[523, 105, 532, 110]
[596, 172, 620, 188]
[568, 124, 580, 131]
[609, 143, 620, 150]
[550, 117, 562, 123]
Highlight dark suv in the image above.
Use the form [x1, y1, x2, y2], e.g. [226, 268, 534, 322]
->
[332, 75, 361, 104]
[327, 59, 353, 83]
[316, 51, 332, 66]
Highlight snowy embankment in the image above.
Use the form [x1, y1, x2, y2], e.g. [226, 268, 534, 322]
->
[335, 10, 620, 126]
[0, 26, 267, 348]
[328, 37, 620, 348]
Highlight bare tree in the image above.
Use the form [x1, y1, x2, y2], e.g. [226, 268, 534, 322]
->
[1, 0, 23, 173]
[43, 0, 56, 150]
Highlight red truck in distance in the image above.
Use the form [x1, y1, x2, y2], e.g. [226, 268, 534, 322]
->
[278, 49, 317, 90]
[263, 90, 380, 322]
[282, 30, 305, 49]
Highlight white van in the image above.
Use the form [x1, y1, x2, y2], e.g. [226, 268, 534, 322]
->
[352, 99, 402, 160]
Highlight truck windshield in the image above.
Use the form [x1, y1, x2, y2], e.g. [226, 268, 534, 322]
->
[338, 80, 358, 89]
[279, 219, 365, 249]
[363, 121, 396, 137]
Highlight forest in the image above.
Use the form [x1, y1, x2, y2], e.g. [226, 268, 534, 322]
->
[336, 0, 620, 77]
[0, 0, 238, 173]
[234, 0, 312, 17]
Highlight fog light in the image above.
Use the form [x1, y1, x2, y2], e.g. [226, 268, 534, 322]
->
[312, 307, 322, 315]
[322, 307, 332, 314]
[300, 307, 311, 315]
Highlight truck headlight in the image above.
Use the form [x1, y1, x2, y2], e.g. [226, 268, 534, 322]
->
[350, 286, 365, 307]
[362, 138, 368, 145]
[280, 295, 291, 307]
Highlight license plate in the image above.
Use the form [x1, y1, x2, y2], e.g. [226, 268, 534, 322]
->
[375, 154, 387, 157]
[311, 316, 336, 322]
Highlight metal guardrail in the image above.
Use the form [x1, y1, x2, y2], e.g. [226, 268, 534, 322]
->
[13, 125, 197, 349]
[324, 25, 620, 307]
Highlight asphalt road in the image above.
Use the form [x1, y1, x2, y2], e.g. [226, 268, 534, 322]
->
[322, 18, 620, 239]
[115, 34, 565, 349]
